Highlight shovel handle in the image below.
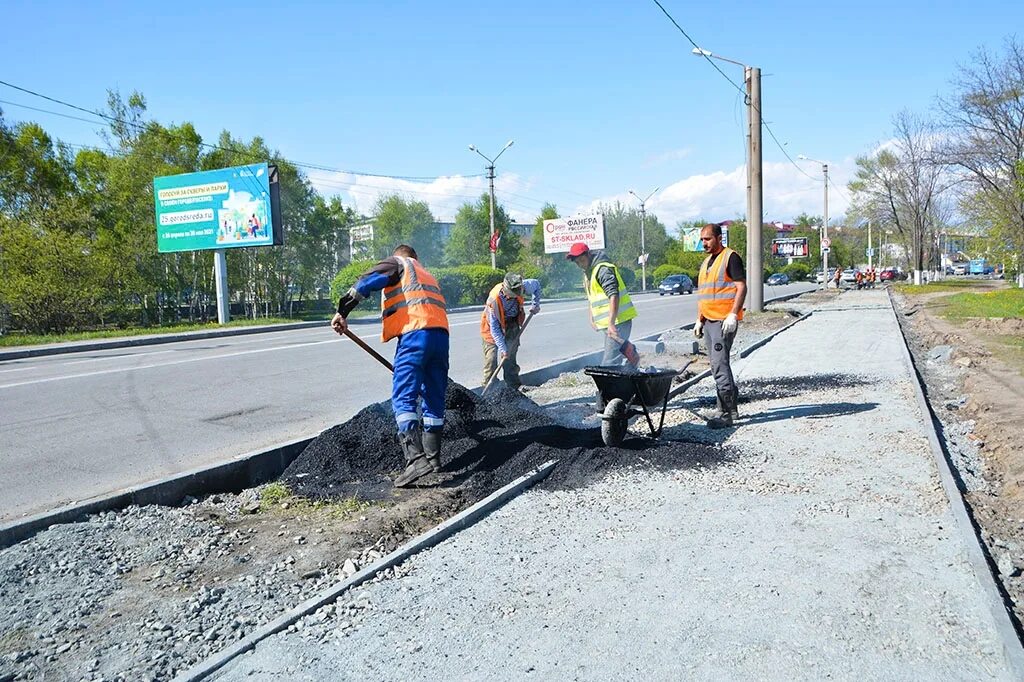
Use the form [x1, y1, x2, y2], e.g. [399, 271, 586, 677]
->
[342, 328, 394, 373]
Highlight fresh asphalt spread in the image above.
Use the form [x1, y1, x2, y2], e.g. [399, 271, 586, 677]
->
[282, 380, 736, 501]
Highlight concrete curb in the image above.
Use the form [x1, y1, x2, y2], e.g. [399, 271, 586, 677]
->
[174, 459, 558, 682]
[887, 288, 1024, 674]
[0, 436, 313, 549]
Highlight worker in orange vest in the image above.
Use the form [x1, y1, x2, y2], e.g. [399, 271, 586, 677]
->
[332, 245, 449, 487]
[694, 224, 747, 428]
[480, 273, 541, 390]
[855, 270, 864, 290]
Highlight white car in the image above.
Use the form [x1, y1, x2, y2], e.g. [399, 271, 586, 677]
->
[841, 269, 859, 283]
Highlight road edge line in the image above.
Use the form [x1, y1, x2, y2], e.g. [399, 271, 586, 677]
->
[172, 459, 558, 682]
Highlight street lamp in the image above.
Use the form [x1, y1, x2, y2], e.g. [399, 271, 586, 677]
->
[798, 155, 830, 289]
[468, 140, 514, 269]
[628, 187, 659, 291]
[692, 47, 763, 312]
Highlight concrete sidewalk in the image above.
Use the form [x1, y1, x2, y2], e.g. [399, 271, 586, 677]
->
[212, 289, 1021, 680]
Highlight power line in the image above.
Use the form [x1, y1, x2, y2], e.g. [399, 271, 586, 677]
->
[0, 79, 480, 183]
[649, 0, 819, 183]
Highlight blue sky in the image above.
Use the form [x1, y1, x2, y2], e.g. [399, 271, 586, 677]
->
[3, 0, 1020, 227]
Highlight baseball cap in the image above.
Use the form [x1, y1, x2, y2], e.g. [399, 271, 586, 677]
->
[566, 242, 590, 259]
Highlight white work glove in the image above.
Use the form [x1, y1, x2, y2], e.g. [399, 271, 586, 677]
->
[722, 313, 738, 336]
[693, 320, 704, 339]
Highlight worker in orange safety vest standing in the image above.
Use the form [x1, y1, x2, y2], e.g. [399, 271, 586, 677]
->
[694, 224, 748, 429]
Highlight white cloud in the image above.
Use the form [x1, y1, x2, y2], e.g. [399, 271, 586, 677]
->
[308, 170, 534, 222]
[574, 159, 855, 228]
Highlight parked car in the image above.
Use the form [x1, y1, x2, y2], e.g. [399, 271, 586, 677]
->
[658, 274, 694, 295]
[766, 273, 790, 285]
[879, 268, 903, 281]
[814, 268, 839, 283]
[841, 269, 859, 283]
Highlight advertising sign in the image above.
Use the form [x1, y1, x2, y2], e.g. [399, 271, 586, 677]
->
[681, 226, 729, 251]
[154, 163, 282, 253]
[772, 237, 809, 258]
[349, 223, 374, 260]
[543, 213, 605, 253]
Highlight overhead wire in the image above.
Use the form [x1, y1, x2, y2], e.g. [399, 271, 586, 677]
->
[0, 79, 482, 183]
[650, 0, 820, 183]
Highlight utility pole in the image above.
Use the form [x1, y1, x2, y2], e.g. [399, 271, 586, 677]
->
[486, 163, 496, 270]
[468, 140, 514, 270]
[823, 164, 830, 285]
[628, 187, 659, 291]
[867, 220, 873, 271]
[746, 66, 763, 312]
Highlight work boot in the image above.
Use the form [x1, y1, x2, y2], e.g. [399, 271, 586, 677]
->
[707, 390, 736, 429]
[423, 430, 443, 473]
[394, 427, 432, 487]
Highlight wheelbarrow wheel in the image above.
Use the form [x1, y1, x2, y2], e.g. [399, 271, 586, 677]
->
[601, 398, 628, 447]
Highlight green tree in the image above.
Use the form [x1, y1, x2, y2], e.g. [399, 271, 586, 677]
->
[445, 194, 520, 268]
[528, 203, 578, 292]
[371, 195, 439, 264]
[599, 201, 671, 275]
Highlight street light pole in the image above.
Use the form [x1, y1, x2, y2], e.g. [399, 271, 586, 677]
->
[468, 140, 514, 270]
[628, 187, 659, 291]
[693, 47, 762, 312]
[799, 155, 830, 288]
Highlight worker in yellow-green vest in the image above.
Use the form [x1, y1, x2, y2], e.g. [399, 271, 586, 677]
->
[566, 241, 639, 368]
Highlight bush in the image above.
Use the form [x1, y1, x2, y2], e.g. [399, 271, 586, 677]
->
[329, 259, 375, 305]
[652, 264, 689, 283]
[782, 262, 811, 281]
[458, 265, 506, 305]
[432, 267, 471, 307]
[617, 266, 636, 290]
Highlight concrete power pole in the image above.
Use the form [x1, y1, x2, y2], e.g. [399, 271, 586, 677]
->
[746, 66, 764, 312]
[486, 163, 496, 270]
[823, 164, 830, 286]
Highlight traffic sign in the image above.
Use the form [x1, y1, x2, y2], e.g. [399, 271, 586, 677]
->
[822, 237, 831, 248]
[866, 247, 875, 257]
[821, 247, 831, 254]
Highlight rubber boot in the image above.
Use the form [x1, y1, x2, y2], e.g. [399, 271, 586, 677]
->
[423, 430, 442, 473]
[394, 427, 432, 487]
[707, 390, 735, 429]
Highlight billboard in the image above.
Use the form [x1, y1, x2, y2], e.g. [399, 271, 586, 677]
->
[543, 213, 605, 253]
[681, 226, 729, 251]
[772, 237, 809, 258]
[154, 163, 282, 253]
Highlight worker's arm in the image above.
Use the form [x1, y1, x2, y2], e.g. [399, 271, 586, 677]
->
[731, 281, 747, 316]
[487, 306, 508, 357]
[523, 278, 542, 314]
[332, 258, 401, 335]
[606, 294, 620, 339]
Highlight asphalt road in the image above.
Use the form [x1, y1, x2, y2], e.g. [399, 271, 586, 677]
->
[0, 284, 813, 520]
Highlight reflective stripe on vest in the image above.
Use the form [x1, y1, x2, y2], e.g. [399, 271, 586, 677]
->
[697, 248, 744, 321]
[479, 283, 524, 344]
[381, 257, 449, 342]
[588, 262, 637, 329]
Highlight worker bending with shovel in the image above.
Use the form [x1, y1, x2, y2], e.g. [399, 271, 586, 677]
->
[331, 245, 449, 488]
[694, 224, 747, 429]
[481, 273, 541, 392]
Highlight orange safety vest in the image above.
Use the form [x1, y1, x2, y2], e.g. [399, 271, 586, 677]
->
[380, 257, 449, 342]
[697, 247, 745, 321]
[480, 283, 524, 345]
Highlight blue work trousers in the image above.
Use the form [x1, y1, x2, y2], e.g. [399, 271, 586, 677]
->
[392, 328, 449, 433]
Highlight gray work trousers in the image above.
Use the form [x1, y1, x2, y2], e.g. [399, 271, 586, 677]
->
[704, 319, 737, 402]
[482, 320, 522, 387]
[601, 319, 633, 366]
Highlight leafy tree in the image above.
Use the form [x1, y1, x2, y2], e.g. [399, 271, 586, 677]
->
[599, 201, 671, 277]
[528, 203, 577, 292]
[370, 195, 439, 264]
[445, 194, 520, 268]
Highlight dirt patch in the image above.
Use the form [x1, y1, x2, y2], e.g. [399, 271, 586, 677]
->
[895, 291, 1024, 625]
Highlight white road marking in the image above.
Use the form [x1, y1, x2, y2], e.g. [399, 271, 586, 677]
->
[0, 290, 784, 390]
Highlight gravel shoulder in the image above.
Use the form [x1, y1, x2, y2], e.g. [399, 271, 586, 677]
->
[894, 287, 1024, 626]
[214, 288, 1018, 681]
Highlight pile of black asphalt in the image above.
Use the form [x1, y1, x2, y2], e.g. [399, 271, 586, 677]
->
[281, 380, 734, 502]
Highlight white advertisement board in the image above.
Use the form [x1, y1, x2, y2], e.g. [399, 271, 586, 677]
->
[543, 214, 606, 254]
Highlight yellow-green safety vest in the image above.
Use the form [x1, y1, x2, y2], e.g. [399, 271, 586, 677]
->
[588, 262, 637, 329]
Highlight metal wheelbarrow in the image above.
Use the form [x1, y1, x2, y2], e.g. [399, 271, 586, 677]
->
[584, 361, 693, 447]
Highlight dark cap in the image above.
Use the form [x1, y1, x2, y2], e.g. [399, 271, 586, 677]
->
[566, 242, 590, 259]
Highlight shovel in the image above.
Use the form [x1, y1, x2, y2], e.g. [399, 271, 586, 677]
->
[341, 328, 394, 373]
[481, 310, 535, 396]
